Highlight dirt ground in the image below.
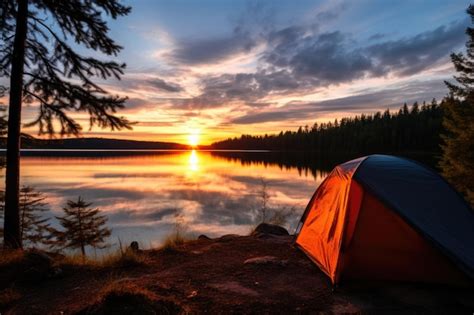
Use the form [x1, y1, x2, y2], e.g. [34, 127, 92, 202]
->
[2, 234, 474, 314]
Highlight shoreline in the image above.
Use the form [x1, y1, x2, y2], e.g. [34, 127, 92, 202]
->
[1, 226, 473, 314]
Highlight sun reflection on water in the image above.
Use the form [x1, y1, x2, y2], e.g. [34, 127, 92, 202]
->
[188, 149, 199, 172]
[12, 151, 327, 252]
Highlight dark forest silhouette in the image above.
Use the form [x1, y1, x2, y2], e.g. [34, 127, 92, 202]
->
[212, 101, 443, 157]
[439, 5, 474, 207]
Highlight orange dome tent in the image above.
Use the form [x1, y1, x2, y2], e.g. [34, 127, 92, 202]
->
[295, 155, 473, 285]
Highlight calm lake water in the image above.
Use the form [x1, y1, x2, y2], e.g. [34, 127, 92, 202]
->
[2, 150, 332, 251]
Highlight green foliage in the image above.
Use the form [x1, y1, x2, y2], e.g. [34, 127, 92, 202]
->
[213, 101, 443, 157]
[0, 0, 132, 136]
[440, 5, 474, 207]
[0, 186, 54, 247]
[55, 197, 111, 257]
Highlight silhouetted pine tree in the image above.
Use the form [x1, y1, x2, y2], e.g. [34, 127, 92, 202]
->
[55, 197, 111, 258]
[19, 186, 53, 246]
[0, 186, 53, 247]
[441, 5, 474, 207]
[0, 0, 131, 248]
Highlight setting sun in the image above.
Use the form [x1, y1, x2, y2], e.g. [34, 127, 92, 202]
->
[188, 132, 200, 147]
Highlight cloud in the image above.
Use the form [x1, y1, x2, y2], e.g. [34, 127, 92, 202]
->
[54, 186, 149, 202]
[367, 20, 467, 76]
[173, 18, 465, 112]
[165, 188, 257, 226]
[168, 69, 313, 110]
[277, 31, 373, 82]
[147, 78, 183, 92]
[263, 19, 467, 83]
[125, 98, 149, 110]
[368, 33, 386, 41]
[164, 0, 275, 65]
[166, 34, 259, 65]
[136, 121, 176, 127]
[231, 79, 447, 124]
[113, 76, 185, 95]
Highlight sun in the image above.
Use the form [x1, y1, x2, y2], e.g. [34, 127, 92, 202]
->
[188, 133, 200, 147]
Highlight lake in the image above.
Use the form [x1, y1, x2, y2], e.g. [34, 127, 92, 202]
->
[1, 150, 332, 251]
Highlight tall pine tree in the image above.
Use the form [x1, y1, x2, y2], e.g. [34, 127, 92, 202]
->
[441, 5, 474, 208]
[55, 197, 111, 258]
[0, 0, 131, 248]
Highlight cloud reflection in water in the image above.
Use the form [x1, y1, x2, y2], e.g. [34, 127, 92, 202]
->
[7, 151, 327, 249]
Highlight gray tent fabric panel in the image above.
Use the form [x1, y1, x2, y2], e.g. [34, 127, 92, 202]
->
[354, 155, 474, 279]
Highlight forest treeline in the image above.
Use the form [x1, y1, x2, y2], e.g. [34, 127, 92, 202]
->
[212, 99, 443, 160]
[212, 100, 443, 157]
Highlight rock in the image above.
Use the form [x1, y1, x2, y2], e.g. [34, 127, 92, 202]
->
[129, 241, 140, 252]
[217, 234, 240, 242]
[251, 223, 289, 236]
[197, 234, 211, 241]
[50, 267, 64, 279]
[21, 251, 55, 283]
[24, 251, 53, 266]
[253, 232, 278, 240]
[243, 255, 288, 267]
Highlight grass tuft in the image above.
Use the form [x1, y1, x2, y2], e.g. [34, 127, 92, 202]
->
[0, 250, 25, 268]
[57, 249, 149, 269]
[160, 232, 190, 253]
[100, 250, 150, 268]
[81, 281, 182, 314]
[99, 281, 158, 301]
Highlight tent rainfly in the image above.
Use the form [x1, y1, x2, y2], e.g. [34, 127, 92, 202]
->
[295, 155, 474, 285]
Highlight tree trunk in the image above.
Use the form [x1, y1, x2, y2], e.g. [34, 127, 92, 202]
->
[81, 243, 86, 260]
[4, 0, 28, 249]
[78, 208, 86, 260]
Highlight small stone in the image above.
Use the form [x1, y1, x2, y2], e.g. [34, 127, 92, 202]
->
[50, 267, 63, 279]
[217, 234, 240, 242]
[21, 251, 55, 283]
[251, 223, 289, 236]
[244, 255, 288, 267]
[198, 234, 211, 240]
[129, 241, 140, 252]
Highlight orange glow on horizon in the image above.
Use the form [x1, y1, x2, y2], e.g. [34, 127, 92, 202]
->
[187, 130, 200, 147]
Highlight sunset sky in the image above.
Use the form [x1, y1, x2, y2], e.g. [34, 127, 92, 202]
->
[14, 0, 474, 144]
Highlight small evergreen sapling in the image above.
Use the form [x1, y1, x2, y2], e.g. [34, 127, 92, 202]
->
[18, 186, 52, 247]
[56, 197, 111, 258]
[1, 185, 53, 247]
